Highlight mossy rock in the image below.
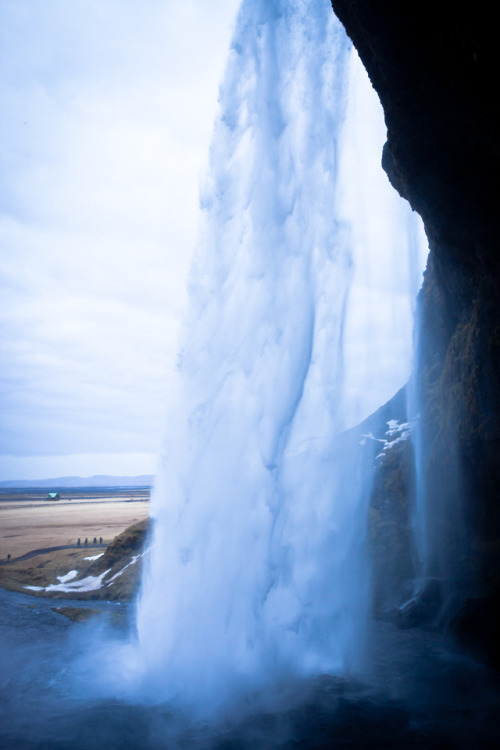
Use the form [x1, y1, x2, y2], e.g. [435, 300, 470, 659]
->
[369, 438, 417, 615]
[78, 518, 151, 602]
[87, 519, 150, 575]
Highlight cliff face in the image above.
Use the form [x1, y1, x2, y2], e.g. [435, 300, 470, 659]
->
[330, 1, 500, 632]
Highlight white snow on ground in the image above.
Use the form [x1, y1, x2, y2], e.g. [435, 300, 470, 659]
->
[22, 549, 149, 594]
[45, 569, 112, 593]
[106, 555, 140, 585]
[360, 419, 415, 459]
[386, 419, 413, 438]
[57, 570, 78, 583]
[24, 569, 111, 594]
[359, 431, 377, 446]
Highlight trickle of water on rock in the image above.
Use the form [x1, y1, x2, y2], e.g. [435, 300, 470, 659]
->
[125, 0, 427, 717]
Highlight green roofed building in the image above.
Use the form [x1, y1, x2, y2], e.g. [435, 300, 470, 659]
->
[46, 492, 61, 501]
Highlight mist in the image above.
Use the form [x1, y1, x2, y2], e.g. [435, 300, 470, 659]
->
[129, 0, 427, 717]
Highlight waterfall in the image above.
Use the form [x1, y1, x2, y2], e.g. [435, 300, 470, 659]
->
[131, 0, 427, 715]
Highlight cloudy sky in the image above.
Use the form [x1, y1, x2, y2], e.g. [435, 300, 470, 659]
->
[0, 0, 240, 480]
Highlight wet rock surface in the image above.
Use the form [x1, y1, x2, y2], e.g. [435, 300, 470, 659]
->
[2, 588, 500, 748]
[330, 0, 500, 665]
[397, 578, 442, 629]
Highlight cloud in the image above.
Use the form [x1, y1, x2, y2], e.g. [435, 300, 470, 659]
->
[0, 0, 240, 478]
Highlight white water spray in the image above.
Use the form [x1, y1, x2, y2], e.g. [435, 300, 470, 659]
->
[131, 0, 427, 714]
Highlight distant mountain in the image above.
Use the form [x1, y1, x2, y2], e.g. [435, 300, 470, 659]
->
[0, 474, 155, 489]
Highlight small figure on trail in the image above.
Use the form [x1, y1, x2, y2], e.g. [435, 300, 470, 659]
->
[7, 553, 10, 561]
[77, 538, 81, 547]
[93, 537, 97, 545]
[99, 537, 103, 545]
[85, 537, 88, 546]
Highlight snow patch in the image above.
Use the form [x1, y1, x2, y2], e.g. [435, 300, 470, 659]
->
[106, 554, 142, 586]
[24, 569, 112, 594]
[360, 419, 416, 459]
[57, 570, 78, 583]
[45, 569, 112, 593]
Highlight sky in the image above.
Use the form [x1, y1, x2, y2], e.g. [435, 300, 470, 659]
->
[0, 0, 241, 481]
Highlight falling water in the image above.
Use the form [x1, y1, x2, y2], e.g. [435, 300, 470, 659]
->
[133, 0, 427, 716]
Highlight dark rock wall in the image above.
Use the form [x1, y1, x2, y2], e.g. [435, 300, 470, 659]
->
[343, 388, 418, 618]
[329, 1, 500, 607]
[368, 435, 416, 615]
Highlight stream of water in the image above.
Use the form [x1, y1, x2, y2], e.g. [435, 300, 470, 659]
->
[130, 0, 427, 717]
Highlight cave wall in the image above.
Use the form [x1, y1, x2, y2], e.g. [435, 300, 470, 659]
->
[329, 1, 500, 605]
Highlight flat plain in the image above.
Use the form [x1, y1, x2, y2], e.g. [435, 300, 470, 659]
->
[0, 488, 150, 560]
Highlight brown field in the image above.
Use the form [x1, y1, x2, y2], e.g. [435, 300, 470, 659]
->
[0, 489, 150, 560]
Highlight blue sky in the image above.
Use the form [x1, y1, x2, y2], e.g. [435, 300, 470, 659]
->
[0, 0, 240, 480]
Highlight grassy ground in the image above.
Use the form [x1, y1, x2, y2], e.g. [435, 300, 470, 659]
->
[0, 518, 151, 608]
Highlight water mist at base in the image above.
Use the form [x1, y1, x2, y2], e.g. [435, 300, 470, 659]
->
[127, 0, 427, 716]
